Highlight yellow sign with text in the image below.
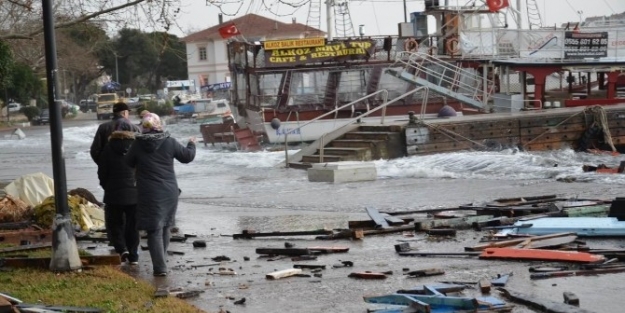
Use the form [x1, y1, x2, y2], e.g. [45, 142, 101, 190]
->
[264, 40, 377, 67]
[263, 38, 326, 50]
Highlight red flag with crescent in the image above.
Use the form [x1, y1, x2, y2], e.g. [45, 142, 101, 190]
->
[218, 23, 241, 39]
[486, 0, 509, 12]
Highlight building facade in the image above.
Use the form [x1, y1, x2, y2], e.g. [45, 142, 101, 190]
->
[182, 13, 324, 99]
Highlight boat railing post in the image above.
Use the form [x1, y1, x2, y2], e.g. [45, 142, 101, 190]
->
[380, 90, 389, 125]
[284, 133, 289, 168]
[319, 135, 324, 163]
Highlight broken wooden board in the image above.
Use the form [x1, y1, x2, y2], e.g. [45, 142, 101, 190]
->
[487, 195, 558, 207]
[14, 304, 102, 312]
[1, 255, 121, 269]
[366, 207, 390, 229]
[405, 268, 445, 277]
[415, 215, 494, 231]
[0, 242, 51, 253]
[466, 232, 577, 251]
[530, 266, 625, 280]
[266, 268, 302, 280]
[233, 229, 333, 239]
[426, 228, 457, 236]
[256, 248, 312, 256]
[307, 246, 349, 253]
[293, 264, 326, 270]
[480, 248, 605, 263]
[348, 271, 387, 279]
[396, 283, 467, 295]
[478, 279, 491, 294]
[0, 229, 52, 245]
[362, 225, 415, 236]
[498, 288, 596, 313]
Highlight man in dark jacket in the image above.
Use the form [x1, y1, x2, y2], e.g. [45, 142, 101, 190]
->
[97, 118, 140, 264]
[126, 113, 195, 276]
[90, 102, 140, 163]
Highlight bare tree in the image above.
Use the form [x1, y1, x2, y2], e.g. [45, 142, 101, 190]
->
[0, 0, 183, 40]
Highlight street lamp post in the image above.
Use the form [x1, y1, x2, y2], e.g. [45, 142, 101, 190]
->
[42, 0, 82, 272]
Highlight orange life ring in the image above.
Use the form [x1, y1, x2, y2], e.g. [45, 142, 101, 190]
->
[446, 37, 460, 54]
[404, 38, 418, 52]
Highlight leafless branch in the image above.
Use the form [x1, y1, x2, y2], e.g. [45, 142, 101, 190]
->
[0, 0, 147, 40]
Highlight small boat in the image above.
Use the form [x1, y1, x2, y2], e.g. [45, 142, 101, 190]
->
[364, 293, 511, 313]
[499, 217, 625, 237]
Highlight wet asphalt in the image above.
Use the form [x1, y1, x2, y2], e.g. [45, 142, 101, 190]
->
[1, 113, 624, 313]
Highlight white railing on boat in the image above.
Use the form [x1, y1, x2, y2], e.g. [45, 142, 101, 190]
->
[283, 89, 389, 165]
[283, 86, 429, 167]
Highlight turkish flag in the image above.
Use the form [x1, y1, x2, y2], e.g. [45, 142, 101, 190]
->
[218, 23, 241, 39]
[486, 0, 509, 12]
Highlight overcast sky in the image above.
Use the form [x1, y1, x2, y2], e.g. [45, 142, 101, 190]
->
[170, 0, 625, 38]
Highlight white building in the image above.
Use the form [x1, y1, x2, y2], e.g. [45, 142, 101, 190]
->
[181, 13, 324, 98]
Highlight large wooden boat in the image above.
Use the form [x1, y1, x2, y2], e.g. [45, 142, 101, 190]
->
[201, 1, 625, 152]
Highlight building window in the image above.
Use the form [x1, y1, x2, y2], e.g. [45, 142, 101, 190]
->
[198, 47, 207, 61]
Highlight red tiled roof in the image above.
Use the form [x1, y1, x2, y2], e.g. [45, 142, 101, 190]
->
[182, 13, 325, 42]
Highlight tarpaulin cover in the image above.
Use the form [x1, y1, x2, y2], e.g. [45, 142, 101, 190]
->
[4, 172, 55, 207]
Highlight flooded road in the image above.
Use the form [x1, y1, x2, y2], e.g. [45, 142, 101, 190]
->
[1, 113, 623, 313]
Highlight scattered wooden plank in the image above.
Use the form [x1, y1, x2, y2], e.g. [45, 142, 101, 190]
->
[396, 284, 466, 295]
[365, 207, 390, 229]
[348, 271, 387, 279]
[0, 221, 32, 230]
[479, 279, 491, 294]
[522, 234, 579, 249]
[1, 255, 121, 268]
[0, 229, 52, 245]
[399, 251, 480, 257]
[0, 242, 51, 253]
[293, 264, 326, 270]
[291, 255, 317, 261]
[380, 213, 406, 226]
[266, 268, 302, 280]
[307, 246, 349, 253]
[530, 267, 625, 279]
[415, 215, 494, 231]
[394, 243, 412, 252]
[15, 304, 102, 312]
[499, 288, 596, 313]
[256, 248, 311, 256]
[465, 232, 577, 251]
[405, 268, 445, 277]
[233, 229, 333, 239]
[563, 292, 580, 307]
[426, 228, 457, 236]
[362, 225, 415, 236]
[480, 248, 605, 263]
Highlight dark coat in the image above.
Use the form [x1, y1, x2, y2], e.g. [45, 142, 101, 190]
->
[125, 131, 196, 231]
[97, 131, 138, 205]
[90, 116, 140, 163]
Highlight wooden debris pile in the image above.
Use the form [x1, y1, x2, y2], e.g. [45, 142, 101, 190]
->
[0, 195, 32, 223]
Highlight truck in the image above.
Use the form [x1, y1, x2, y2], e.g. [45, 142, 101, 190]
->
[95, 93, 120, 120]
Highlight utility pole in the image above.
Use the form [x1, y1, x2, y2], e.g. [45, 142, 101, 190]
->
[42, 0, 82, 272]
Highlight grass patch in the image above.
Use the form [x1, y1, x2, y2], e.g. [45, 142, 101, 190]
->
[0, 266, 206, 313]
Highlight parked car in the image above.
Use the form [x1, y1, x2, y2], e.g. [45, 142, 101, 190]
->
[79, 99, 97, 112]
[32, 109, 50, 125]
[7, 102, 21, 113]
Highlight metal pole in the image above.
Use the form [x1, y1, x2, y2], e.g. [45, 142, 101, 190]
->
[115, 54, 119, 83]
[326, 0, 334, 41]
[403, 0, 407, 23]
[42, 0, 81, 272]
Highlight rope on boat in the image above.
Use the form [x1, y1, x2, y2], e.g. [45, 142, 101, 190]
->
[588, 105, 617, 152]
[521, 110, 585, 150]
[418, 120, 487, 148]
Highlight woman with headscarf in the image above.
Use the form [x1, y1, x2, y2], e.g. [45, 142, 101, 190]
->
[125, 113, 196, 276]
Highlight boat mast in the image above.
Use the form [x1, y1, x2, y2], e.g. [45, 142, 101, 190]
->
[326, 0, 334, 40]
